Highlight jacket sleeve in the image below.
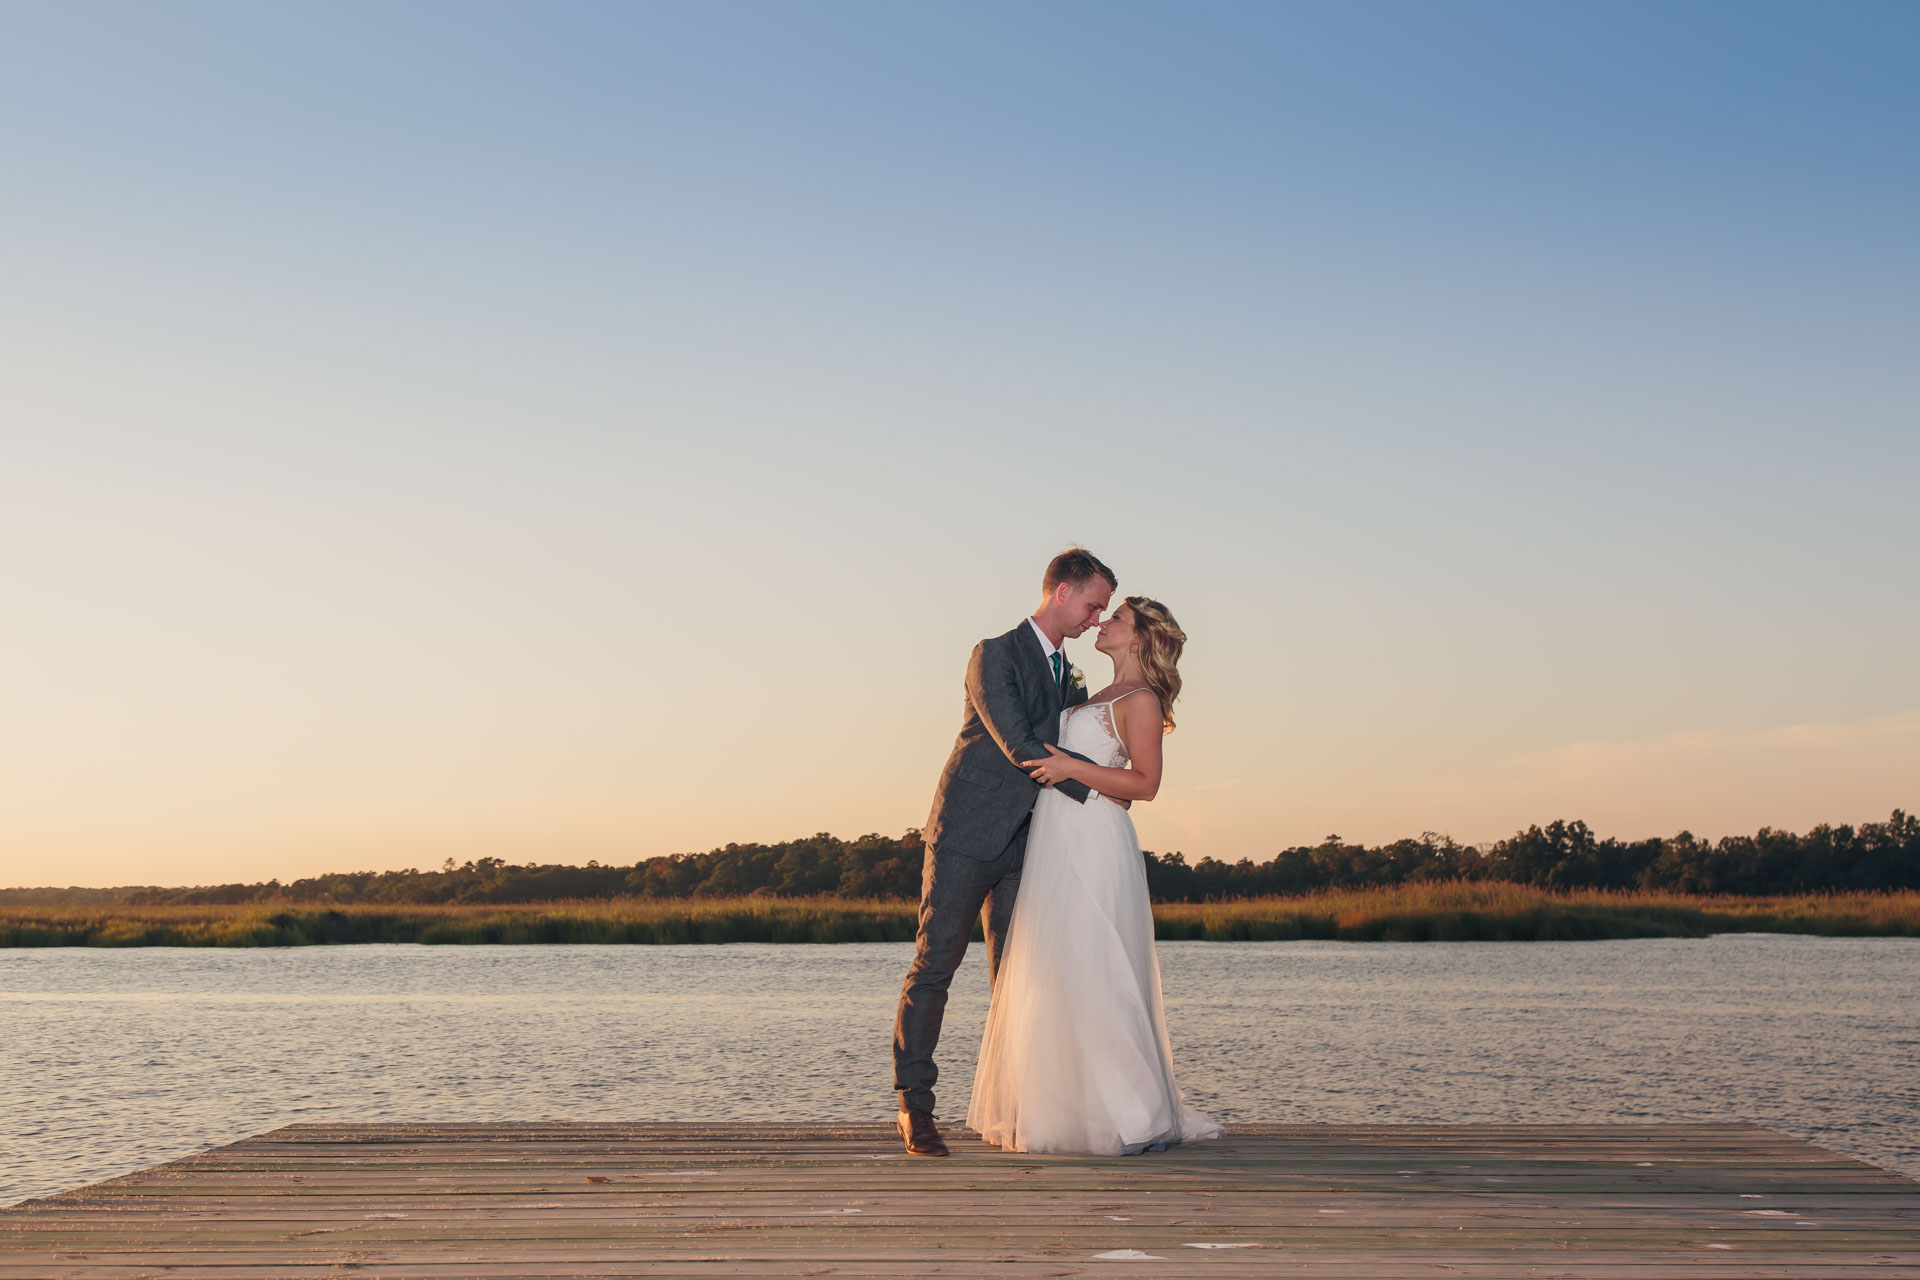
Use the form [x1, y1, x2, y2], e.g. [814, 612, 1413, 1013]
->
[967, 639, 1092, 804]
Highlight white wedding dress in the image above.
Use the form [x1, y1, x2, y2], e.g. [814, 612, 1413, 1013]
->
[967, 689, 1223, 1155]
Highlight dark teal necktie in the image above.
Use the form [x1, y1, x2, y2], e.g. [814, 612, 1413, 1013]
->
[1050, 651, 1062, 687]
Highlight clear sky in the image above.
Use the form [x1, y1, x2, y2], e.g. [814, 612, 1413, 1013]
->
[3, 2, 1916, 887]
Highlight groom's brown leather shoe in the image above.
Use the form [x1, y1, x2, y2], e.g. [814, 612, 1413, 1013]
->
[898, 1108, 949, 1157]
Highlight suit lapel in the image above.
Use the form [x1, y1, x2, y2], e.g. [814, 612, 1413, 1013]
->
[1018, 619, 1065, 711]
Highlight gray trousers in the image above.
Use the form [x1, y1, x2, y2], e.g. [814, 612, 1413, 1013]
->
[891, 822, 1026, 1115]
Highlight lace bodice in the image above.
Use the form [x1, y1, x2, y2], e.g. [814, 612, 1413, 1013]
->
[1058, 691, 1145, 770]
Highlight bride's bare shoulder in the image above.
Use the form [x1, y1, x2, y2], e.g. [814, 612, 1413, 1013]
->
[1111, 686, 1163, 735]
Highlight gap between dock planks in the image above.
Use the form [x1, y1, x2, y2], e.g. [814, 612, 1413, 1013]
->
[4, 1122, 1917, 1277]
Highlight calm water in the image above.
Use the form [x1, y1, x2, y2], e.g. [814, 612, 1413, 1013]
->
[3, 935, 1916, 1205]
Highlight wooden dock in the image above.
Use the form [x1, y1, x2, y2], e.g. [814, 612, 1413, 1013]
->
[4, 1122, 1917, 1277]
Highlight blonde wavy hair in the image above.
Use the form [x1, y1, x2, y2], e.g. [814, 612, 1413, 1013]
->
[1122, 595, 1185, 733]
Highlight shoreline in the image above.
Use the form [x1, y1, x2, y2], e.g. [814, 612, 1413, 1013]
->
[4, 885, 1918, 946]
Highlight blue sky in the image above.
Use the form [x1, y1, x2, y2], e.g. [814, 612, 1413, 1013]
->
[2, 2, 1916, 884]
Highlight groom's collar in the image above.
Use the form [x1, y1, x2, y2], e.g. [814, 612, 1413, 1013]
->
[1023, 617, 1065, 706]
[1025, 616, 1060, 662]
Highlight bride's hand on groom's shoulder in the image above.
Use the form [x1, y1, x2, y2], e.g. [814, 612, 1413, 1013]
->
[1021, 744, 1078, 787]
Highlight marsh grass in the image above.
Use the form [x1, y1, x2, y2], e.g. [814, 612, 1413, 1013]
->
[0, 897, 919, 947]
[3, 885, 1918, 946]
[1153, 883, 1920, 942]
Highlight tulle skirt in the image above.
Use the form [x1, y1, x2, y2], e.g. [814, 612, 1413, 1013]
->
[967, 787, 1222, 1155]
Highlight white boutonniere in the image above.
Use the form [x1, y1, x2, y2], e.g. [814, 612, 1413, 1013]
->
[1067, 665, 1085, 690]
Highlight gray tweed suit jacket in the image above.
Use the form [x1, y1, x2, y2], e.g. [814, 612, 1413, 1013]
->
[923, 621, 1095, 860]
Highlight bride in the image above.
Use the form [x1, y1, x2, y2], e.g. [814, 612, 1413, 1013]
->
[967, 595, 1222, 1156]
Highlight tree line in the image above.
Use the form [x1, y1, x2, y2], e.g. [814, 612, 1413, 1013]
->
[5, 810, 1912, 906]
[1143, 810, 1917, 900]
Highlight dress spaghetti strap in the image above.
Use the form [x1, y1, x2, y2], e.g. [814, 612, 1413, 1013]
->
[1100, 687, 1154, 753]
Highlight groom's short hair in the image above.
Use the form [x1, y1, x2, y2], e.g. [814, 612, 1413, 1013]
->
[1043, 548, 1117, 596]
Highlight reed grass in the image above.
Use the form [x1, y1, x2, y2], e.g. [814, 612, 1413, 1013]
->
[3, 885, 1918, 946]
[0, 897, 919, 947]
[1152, 883, 1920, 942]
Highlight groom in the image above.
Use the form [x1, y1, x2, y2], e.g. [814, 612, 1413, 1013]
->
[892, 548, 1118, 1156]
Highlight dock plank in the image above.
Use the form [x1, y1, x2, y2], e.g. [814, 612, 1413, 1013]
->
[4, 1123, 1916, 1277]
